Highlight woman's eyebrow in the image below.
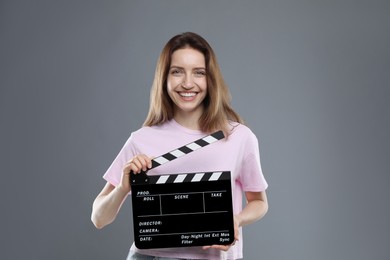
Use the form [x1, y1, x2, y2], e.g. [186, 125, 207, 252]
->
[169, 65, 205, 70]
[169, 66, 183, 69]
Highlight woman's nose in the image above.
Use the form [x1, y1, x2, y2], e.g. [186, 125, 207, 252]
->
[182, 75, 194, 89]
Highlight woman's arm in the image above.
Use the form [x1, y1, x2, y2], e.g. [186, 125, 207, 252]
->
[91, 154, 152, 229]
[91, 182, 128, 229]
[236, 191, 268, 227]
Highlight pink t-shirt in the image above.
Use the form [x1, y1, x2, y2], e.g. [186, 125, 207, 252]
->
[103, 119, 268, 260]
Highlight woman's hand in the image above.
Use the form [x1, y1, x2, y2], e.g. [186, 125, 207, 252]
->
[202, 216, 240, 251]
[118, 154, 152, 193]
[203, 191, 268, 251]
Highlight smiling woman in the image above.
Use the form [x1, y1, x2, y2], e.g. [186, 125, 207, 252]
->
[167, 48, 208, 129]
[143, 32, 243, 136]
[91, 32, 268, 260]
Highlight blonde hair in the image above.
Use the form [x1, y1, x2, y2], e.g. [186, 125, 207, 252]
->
[143, 32, 243, 135]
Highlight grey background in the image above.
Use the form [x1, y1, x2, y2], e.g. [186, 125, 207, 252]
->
[1, 0, 389, 259]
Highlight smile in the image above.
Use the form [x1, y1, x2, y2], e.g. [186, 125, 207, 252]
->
[179, 92, 197, 97]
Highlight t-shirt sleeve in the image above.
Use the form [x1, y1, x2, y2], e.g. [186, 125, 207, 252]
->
[103, 134, 137, 187]
[238, 131, 268, 192]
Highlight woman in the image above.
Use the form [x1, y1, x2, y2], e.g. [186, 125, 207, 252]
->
[91, 32, 268, 260]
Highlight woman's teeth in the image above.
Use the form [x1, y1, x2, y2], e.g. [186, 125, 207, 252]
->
[179, 92, 196, 97]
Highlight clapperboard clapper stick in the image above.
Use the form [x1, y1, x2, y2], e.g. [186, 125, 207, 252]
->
[129, 130, 235, 249]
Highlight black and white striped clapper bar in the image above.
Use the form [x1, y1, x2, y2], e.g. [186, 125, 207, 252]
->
[130, 130, 235, 249]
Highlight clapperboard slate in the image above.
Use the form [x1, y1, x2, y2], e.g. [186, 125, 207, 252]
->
[130, 131, 235, 249]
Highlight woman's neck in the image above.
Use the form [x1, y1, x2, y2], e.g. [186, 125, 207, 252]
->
[173, 109, 203, 131]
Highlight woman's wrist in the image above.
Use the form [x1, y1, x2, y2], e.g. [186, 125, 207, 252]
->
[114, 184, 130, 198]
[235, 214, 243, 227]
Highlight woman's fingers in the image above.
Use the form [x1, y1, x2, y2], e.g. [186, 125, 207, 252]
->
[202, 244, 231, 251]
[119, 154, 152, 193]
[130, 157, 142, 173]
[126, 154, 152, 174]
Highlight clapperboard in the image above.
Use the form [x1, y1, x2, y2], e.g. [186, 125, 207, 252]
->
[130, 131, 235, 249]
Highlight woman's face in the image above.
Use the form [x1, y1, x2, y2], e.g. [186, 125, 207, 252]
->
[167, 48, 207, 118]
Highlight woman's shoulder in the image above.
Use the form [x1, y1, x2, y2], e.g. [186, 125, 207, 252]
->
[131, 121, 171, 136]
[226, 122, 259, 146]
[229, 122, 256, 137]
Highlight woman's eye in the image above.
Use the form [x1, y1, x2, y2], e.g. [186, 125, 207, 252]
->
[194, 70, 206, 77]
[170, 69, 183, 75]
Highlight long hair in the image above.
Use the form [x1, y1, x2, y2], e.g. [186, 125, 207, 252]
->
[143, 32, 243, 135]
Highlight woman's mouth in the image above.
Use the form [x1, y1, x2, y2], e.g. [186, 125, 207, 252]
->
[178, 92, 197, 100]
[179, 92, 197, 97]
